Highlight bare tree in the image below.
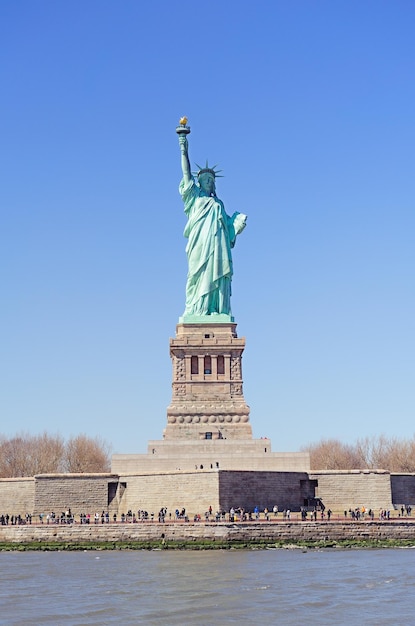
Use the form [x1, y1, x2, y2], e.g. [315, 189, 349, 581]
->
[402, 438, 415, 473]
[0, 432, 111, 477]
[64, 434, 111, 473]
[304, 434, 415, 472]
[0, 435, 32, 477]
[302, 438, 364, 470]
[381, 437, 415, 473]
[355, 435, 393, 469]
[29, 432, 66, 475]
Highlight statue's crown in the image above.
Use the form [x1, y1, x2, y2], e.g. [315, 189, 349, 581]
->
[194, 160, 223, 178]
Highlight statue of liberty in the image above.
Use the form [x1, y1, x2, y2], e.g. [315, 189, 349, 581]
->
[177, 118, 247, 319]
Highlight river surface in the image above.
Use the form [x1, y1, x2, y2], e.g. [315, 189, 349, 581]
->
[1, 548, 415, 625]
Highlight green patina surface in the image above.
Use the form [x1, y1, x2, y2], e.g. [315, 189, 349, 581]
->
[177, 121, 246, 320]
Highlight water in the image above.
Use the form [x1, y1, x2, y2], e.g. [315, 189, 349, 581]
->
[1, 548, 415, 625]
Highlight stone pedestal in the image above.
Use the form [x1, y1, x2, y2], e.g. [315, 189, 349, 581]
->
[164, 322, 252, 440]
[111, 317, 310, 484]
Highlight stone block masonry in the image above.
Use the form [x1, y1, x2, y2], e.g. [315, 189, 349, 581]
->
[118, 470, 312, 516]
[2, 470, 415, 521]
[218, 471, 313, 512]
[0, 478, 34, 514]
[310, 470, 393, 512]
[33, 474, 120, 517]
[2, 520, 415, 547]
[390, 474, 415, 507]
[111, 443, 310, 474]
[0, 471, 312, 519]
[119, 471, 221, 516]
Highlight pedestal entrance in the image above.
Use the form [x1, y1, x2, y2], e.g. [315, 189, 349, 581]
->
[165, 322, 252, 440]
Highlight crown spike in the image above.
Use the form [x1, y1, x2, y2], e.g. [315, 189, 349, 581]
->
[193, 160, 224, 179]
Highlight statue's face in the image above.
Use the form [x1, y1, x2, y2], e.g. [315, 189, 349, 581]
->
[199, 173, 216, 195]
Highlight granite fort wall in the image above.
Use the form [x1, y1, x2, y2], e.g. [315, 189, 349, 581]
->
[1, 521, 415, 545]
[116, 471, 313, 516]
[118, 472, 220, 516]
[3, 471, 309, 519]
[0, 478, 35, 515]
[311, 470, 393, 511]
[390, 474, 415, 507]
[218, 471, 312, 512]
[33, 474, 120, 517]
[3, 471, 415, 519]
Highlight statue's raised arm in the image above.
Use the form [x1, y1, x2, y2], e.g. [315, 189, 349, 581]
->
[176, 116, 191, 184]
[175, 117, 247, 321]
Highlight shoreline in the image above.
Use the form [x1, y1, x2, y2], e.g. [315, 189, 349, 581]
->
[2, 520, 415, 550]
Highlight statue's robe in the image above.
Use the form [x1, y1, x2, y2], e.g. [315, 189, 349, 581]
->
[180, 177, 243, 316]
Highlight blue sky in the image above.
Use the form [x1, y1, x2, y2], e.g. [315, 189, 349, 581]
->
[1, 1, 414, 454]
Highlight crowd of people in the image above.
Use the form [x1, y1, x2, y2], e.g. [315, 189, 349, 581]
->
[0, 514, 25, 526]
[343, 505, 412, 521]
[1, 504, 413, 526]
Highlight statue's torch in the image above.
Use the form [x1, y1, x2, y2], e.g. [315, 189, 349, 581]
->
[176, 116, 191, 136]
